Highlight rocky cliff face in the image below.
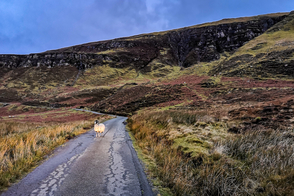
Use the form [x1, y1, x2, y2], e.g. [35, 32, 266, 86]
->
[209, 11, 294, 79]
[0, 13, 288, 73]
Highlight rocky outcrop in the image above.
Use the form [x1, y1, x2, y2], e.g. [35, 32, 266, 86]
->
[0, 12, 289, 73]
[209, 11, 294, 79]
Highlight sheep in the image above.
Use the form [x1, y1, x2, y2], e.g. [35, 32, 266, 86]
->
[94, 120, 106, 137]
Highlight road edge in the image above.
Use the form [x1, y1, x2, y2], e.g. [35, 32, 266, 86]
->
[125, 130, 156, 196]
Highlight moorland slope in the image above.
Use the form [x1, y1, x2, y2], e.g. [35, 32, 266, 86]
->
[0, 11, 293, 195]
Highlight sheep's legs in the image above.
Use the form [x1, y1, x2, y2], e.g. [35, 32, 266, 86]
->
[95, 132, 104, 137]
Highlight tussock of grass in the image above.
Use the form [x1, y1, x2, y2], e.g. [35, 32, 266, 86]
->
[128, 110, 294, 196]
[0, 119, 98, 191]
[212, 129, 294, 195]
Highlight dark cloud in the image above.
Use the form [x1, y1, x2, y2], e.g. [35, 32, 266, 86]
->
[0, 0, 293, 54]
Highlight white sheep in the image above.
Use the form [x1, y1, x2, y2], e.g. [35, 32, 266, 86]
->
[94, 120, 106, 137]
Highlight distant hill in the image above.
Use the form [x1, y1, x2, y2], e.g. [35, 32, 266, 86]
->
[0, 11, 293, 117]
[0, 12, 290, 73]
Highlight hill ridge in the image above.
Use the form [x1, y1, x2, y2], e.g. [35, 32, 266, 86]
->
[0, 12, 289, 72]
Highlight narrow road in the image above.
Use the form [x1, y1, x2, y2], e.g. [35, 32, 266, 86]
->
[2, 117, 154, 196]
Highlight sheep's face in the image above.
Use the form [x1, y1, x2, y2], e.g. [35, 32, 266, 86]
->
[94, 120, 99, 124]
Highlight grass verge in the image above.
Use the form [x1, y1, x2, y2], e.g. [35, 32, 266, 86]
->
[126, 125, 173, 196]
[128, 110, 294, 196]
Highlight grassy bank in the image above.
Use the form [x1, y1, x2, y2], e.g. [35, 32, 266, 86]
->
[128, 110, 294, 196]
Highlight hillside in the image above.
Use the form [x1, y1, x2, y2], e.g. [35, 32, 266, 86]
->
[0, 12, 292, 106]
[0, 11, 293, 195]
[0, 11, 293, 129]
[210, 11, 294, 78]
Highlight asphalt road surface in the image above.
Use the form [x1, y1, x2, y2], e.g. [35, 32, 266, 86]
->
[1, 116, 154, 196]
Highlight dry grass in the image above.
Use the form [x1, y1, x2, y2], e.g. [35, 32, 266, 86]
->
[0, 118, 99, 191]
[129, 119, 195, 195]
[128, 110, 294, 196]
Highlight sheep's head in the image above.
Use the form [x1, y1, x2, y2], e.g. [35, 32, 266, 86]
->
[94, 120, 99, 124]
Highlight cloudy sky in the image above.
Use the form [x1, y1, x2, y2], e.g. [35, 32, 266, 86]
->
[0, 0, 293, 54]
